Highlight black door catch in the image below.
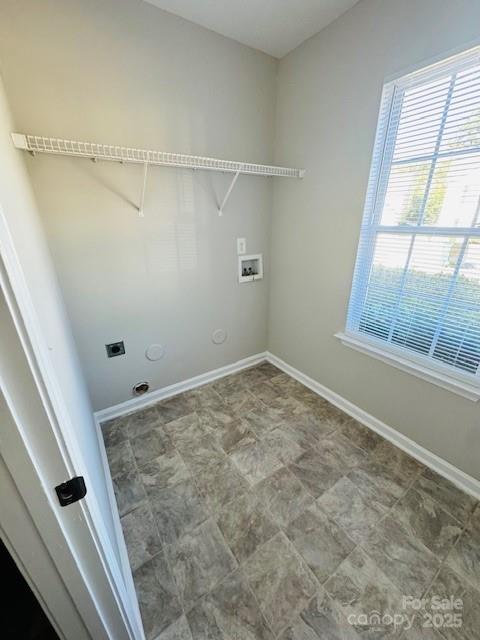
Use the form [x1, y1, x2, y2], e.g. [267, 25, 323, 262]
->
[55, 476, 87, 507]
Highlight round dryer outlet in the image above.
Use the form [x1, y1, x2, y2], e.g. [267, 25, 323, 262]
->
[212, 329, 227, 345]
[133, 381, 149, 396]
[145, 343, 165, 361]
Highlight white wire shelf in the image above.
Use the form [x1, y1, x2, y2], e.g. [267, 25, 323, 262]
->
[11, 133, 305, 178]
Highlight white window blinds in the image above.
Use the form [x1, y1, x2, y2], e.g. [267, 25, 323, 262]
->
[346, 46, 480, 382]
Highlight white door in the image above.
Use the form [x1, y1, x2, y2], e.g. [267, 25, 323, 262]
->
[0, 76, 143, 639]
[0, 271, 143, 639]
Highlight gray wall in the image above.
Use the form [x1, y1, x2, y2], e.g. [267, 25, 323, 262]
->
[1, 0, 478, 479]
[270, 0, 480, 479]
[0, 76, 120, 566]
[0, 0, 277, 410]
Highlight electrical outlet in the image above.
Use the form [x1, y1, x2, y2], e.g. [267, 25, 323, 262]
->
[237, 237, 246, 255]
[106, 341, 125, 358]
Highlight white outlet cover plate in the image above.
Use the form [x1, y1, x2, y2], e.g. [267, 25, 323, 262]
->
[212, 329, 227, 345]
[145, 343, 165, 361]
[237, 238, 246, 255]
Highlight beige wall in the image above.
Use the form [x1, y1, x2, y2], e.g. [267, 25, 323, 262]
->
[0, 76, 120, 565]
[0, 0, 277, 410]
[270, 0, 480, 479]
[1, 0, 479, 479]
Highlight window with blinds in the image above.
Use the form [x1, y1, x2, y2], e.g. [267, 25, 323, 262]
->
[345, 46, 480, 386]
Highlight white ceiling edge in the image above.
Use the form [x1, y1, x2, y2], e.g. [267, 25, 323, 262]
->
[143, 0, 360, 58]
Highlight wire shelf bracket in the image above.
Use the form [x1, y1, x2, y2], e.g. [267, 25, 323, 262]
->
[12, 133, 305, 216]
[218, 169, 240, 216]
[138, 163, 148, 217]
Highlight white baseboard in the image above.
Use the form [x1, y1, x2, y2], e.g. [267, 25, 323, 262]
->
[93, 413, 144, 637]
[93, 352, 264, 639]
[94, 348, 480, 501]
[266, 352, 480, 501]
[94, 352, 268, 423]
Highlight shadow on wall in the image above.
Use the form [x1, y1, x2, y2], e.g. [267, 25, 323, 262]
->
[75, 155, 225, 218]
[74, 158, 201, 273]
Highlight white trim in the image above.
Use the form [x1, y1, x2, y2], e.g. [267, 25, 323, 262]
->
[335, 331, 480, 402]
[0, 456, 72, 640]
[93, 413, 143, 623]
[95, 348, 480, 500]
[0, 209, 143, 640]
[0, 269, 138, 639]
[94, 352, 269, 578]
[265, 352, 480, 501]
[95, 352, 268, 423]
[346, 47, 480, 394]
[384, 40, 480, 85]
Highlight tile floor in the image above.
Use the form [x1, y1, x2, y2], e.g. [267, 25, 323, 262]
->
[101, 362, 480, 640]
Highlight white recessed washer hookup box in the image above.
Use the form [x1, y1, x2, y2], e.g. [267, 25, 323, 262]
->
[238, 254, 263, 283]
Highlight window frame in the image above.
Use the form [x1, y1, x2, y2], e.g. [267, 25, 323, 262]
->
[339, 46, 480, 401]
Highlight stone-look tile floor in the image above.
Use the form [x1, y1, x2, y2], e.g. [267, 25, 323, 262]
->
[101, 363, 480, 640]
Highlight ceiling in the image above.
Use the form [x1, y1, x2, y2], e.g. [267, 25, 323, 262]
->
[143, 0, 360, 58]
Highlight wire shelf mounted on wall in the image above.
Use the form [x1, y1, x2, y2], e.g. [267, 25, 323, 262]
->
[11, 133, 305, 215]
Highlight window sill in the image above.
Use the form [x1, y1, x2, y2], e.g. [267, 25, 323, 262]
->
[335, 331, 480, 402]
